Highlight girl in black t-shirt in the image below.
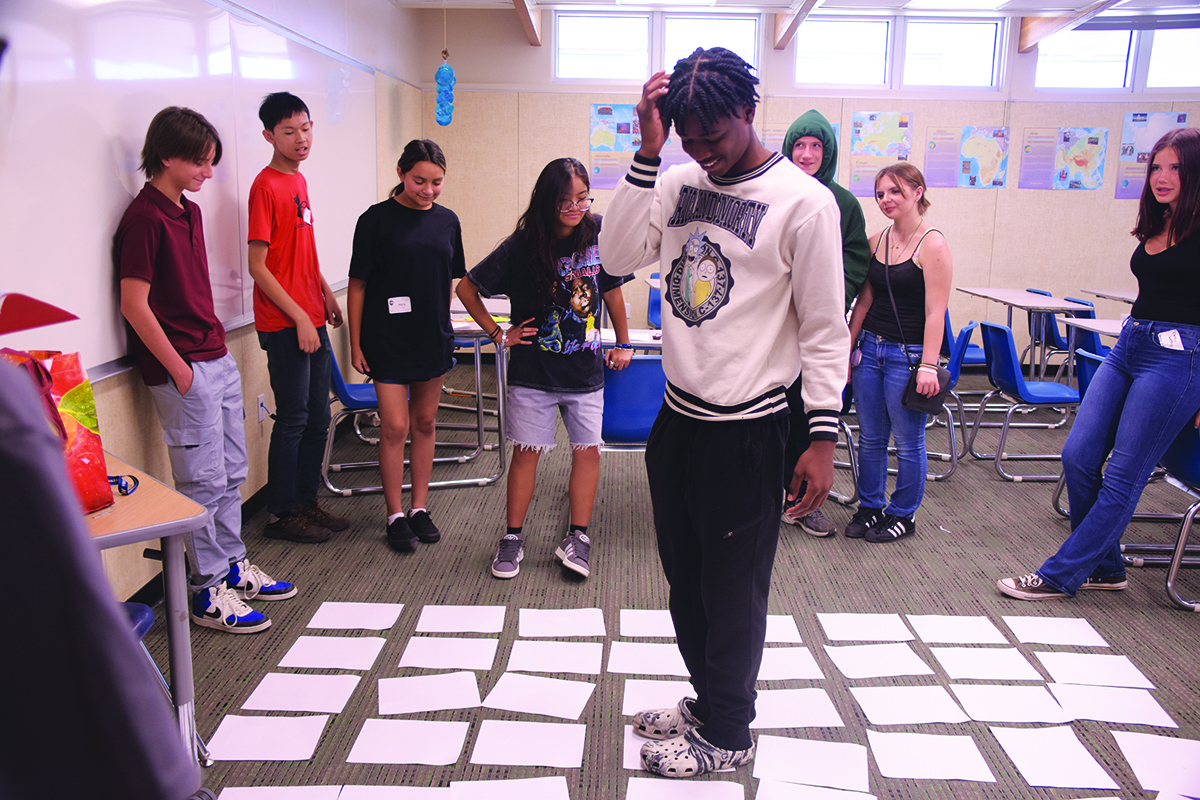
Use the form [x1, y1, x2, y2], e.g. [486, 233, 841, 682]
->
[347, 139, 465, 553]
[457, 158, 633, 582]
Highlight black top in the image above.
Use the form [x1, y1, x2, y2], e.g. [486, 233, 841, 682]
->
[349, 199, 466, 382]
[862, 229, 938, 346]
[1130, 231, 1200, 327]
[466, 218, 631, 393]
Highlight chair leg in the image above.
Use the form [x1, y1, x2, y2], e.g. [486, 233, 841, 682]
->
[138, 641, 213, 767]
[830, 418, 859, 506]
[1167, 499, 1200, 611]
[1053, 472, 1069, 518]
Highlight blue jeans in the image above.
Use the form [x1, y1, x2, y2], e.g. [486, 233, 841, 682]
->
[1039, 318, 1200, 595]
[259, 326, 332, 516]
[852, 333, 928, 518]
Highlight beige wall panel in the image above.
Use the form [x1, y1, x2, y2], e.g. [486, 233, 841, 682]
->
[376, 75, 424, 202]
[423, 91, 520, 269]
[413, 9, 555, 90]
[988, 102, 1171, 335]
[515, 91, 657, 327]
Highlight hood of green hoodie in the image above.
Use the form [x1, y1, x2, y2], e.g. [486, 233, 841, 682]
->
[782, 109, 837, 187]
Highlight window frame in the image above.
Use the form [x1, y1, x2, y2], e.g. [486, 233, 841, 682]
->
[897, 16, 1005, 91]
[662, 13, 760, 76]
[552, 11, 653, 85]
[791, 15, 894, 90]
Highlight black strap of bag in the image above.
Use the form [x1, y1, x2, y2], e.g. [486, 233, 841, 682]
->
[879, 227, 951, 415]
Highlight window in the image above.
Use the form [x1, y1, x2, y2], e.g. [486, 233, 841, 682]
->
[663, 16, 758, 73]
[903, 20, 1000, 87]
[795, 18, 890, 85]
[1146, 27, 1200, 88]
[556, 14, 649, 80]
[1035, 29, 1132, 89]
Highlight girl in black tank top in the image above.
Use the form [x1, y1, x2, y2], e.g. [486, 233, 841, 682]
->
[845, 163, 954, 543]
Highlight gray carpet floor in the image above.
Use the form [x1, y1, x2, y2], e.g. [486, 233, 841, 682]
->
[144, 366, 1200, 799]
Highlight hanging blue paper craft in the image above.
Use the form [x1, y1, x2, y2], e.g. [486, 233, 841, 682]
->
[435, 53, 454, 127]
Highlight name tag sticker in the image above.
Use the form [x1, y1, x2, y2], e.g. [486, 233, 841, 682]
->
[388, 296, 412, 314]
[1157, 330, 1184, 351]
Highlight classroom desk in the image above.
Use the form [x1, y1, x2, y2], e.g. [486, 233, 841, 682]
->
[957, 287, 1095, 376]
[1082, 288, 1137, 304]
[1060, 316, 1124, 340]
[602, 327, 663, 350]
[85, 453, 207, 766]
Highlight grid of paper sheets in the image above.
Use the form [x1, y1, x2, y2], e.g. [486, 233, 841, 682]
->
[211, 604, 1196, 799]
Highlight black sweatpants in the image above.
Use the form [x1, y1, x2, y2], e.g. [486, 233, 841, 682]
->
[644, 403, 787, 751]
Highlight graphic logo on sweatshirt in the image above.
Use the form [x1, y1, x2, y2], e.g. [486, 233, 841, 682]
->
[667, 230, 733, 326]
[667, 186, 767, 249]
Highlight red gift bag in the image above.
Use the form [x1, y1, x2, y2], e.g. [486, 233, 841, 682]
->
[1, 348, 114, 513]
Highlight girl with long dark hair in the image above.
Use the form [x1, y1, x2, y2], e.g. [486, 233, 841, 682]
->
[457, 157, 632, 581]
[347, 139, 465, 553]
[1000, 127, 1200, 600]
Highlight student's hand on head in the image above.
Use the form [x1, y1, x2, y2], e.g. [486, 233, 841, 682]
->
[606, 348, 632, 370]
[325, 294, 343, 328]
[506, 318, 538, 347]
[636, 71, 670, 159]
[296, 319, 321, 353]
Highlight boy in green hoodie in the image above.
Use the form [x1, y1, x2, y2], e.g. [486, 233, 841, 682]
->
[780, 108, 869, 535]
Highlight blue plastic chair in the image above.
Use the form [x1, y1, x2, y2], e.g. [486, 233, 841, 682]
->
[647, 272, 662, 330]
[321, 350, 500, 496]
[1021, 288, 1072, 377]
[903, 319, 979, 482]
[1062, 296, 1113, 359]
[944, 310, 985, 367]
[968, 321, 1081, 482]
[601, 355, 667, 451]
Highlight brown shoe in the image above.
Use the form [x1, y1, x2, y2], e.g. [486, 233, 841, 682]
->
[264, 510, 332, 543]
[301, 500, 349, 532]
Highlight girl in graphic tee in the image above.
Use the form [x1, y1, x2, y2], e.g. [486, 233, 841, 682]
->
[456, 158, 633, 582]
[347, 139, 465, 553]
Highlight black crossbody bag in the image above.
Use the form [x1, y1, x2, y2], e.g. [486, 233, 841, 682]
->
[880, 227, 951, 416]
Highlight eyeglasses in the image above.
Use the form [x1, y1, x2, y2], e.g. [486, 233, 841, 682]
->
[558, 198, 594, 212]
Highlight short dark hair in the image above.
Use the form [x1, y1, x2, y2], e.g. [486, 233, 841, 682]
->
[658, 47, 759, 136]
[1133, 127, 1200, 246]
[258, 92, 310, 131]
[391, 139, 448, 198]
[140, 107, 222, 180]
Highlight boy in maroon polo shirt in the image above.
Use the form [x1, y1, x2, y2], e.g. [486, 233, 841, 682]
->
[117, 106, 296, 634]
[247, 92, 347, 543]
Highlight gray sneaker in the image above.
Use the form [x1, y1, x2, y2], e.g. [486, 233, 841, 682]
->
[491, 534, 524, 579]
[783, 506, 837, 537]
[555, 530, 592, 578]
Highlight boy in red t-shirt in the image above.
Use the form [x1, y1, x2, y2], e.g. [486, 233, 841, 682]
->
[118, 106, 295, 634]
[248, 92, 348, 543]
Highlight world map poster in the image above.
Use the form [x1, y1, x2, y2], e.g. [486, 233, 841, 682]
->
[849, 111, 914, 198]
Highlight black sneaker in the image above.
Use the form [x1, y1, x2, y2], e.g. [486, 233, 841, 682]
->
[408, 510, 441, 544]
[386, 516, 418, 552]
[844, 507, 883, 539]
[865, 514, 916, 543]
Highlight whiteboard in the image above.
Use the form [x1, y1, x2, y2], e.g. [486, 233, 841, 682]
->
[0, 0, 376, 371]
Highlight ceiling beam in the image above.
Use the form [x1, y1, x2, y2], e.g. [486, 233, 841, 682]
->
[773, 0, 822, 51]
[1017, 0, 1121, 54]
[512, 0, 542, 46]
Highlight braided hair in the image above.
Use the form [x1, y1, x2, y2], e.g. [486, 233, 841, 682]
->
[658, 47, 759, 135]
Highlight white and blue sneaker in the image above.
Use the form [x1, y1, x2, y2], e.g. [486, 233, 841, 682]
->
[226, 559, 297, 601]
[191, 582, 270, 634]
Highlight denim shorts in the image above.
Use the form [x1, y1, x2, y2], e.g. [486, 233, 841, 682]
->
[506, 385, 603, 450]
